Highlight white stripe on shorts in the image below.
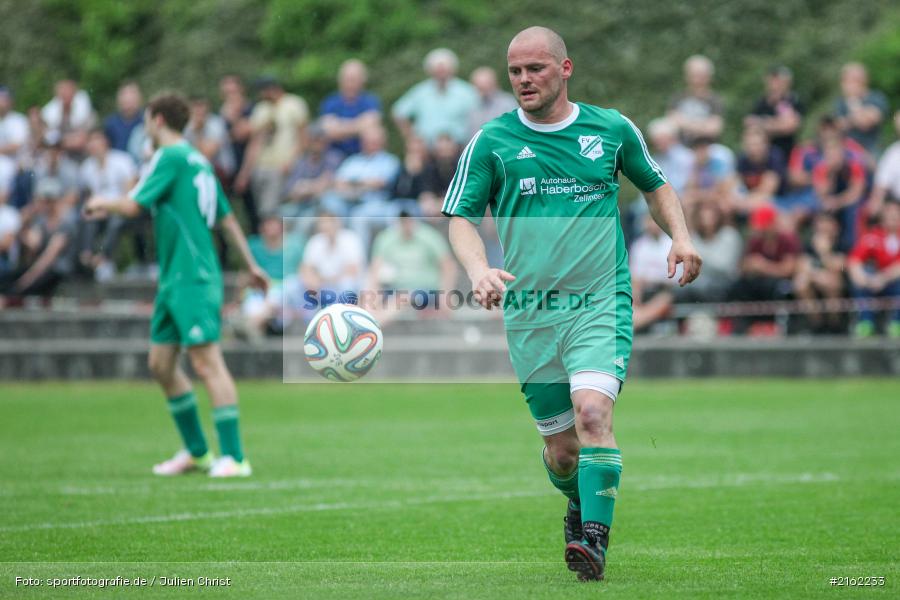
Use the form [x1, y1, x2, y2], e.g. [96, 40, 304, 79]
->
[534, 408, 576, 435]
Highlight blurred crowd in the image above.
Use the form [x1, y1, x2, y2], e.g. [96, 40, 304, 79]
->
[0, 50, 898, 337]
[628, 57, 900, 337]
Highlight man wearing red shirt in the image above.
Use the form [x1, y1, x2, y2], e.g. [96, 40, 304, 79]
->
[848, 201, 900, 337]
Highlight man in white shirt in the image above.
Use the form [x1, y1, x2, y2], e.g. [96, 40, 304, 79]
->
[42, 79, 95, 156]
[79, 128, 138, 280]
[0, 87, 29, 162]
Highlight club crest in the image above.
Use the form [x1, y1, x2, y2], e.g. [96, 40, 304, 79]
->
[578, 135, 604, 161]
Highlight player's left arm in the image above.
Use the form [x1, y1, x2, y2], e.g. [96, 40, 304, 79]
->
[619, 114, 701, 286]
[220, 213, 268, 292]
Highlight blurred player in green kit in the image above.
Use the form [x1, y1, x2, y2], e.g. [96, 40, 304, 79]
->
[84, 93, 268, 478]
[443, 28, 703, 580]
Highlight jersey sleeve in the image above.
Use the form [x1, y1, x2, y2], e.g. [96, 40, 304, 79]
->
[441, 129, 496, 225]
[618, 114, 667, 193]
[129, 150, 177, 209]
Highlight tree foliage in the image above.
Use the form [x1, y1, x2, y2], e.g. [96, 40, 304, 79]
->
[0, 0, 895, 145]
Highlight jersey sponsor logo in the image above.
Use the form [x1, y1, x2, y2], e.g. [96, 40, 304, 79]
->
[519, 177, 537, 195]
[578, 135, 605, 161]
[516, 146, 536, 159]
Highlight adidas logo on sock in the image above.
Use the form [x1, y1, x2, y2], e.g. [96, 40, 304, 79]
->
[516, 146, 536, 159]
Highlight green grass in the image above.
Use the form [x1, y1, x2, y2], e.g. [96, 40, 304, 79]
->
[1, 379, 898, 598]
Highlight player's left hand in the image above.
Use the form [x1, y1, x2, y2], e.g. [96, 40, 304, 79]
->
[247, 264, 270, 293]
[668, 238, 702, 287]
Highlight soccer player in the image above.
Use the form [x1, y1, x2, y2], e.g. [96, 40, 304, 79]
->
[443, 27, 702, 581]
[84, 93, 268, 478]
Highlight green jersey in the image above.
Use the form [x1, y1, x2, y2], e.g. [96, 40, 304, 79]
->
[130, 141, 231, 291]
[442, 102, 666, 329]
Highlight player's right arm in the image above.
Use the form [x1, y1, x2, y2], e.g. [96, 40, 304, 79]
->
[83, 148, 178, 220]
[442, 129, 513, 309]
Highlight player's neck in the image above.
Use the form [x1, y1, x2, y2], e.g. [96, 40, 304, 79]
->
[156, 130, 184, 148]
[523, 97, 573, 125]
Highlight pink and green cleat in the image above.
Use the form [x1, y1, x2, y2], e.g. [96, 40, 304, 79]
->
[152, 449, 214, 476]
[209, 455, 252, 478]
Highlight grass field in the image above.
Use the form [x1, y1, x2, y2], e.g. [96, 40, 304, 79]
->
[1, 379, 898, 598]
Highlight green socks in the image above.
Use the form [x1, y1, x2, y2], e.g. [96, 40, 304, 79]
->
[167, 391, 208, 458]
[213, 405, 244, 462]
[542, 446, 579, 501]
[578, 447, 622, 550]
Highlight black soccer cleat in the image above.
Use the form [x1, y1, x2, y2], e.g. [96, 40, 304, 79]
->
[565, 540, 606, 582]
[563, 499, 582, 544]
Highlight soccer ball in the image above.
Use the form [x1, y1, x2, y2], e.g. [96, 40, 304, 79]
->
[304, 303, 383, 381]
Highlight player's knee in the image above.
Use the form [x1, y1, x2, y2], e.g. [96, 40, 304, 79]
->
[546, 442, 579, 474]
[574, 397, 614, 438]
[187, 347, 223, 381]
[147, 353, 173, 383]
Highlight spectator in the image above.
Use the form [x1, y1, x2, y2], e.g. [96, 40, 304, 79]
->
[868, 110, 900, 218]
[812, 136, 867, 251]
[783, 116, 866, 214]
[793, 213, 846, 334]
[282, 123, 343, 221]
[647, 118, 693, 197]
[678, 203, 743, 303]
[366, 212, 456, 319]
[321, 125, 400, 249]
[238, 215, 304, 339]
[668, 55, 725, 142]
[236, 76, 309, 218]
[319, 59, 382, 158]
[467, 66, 518, 136]
[30, 137, 80, 210]
[735, 126, 786, 216]
[420, 133, 462, 218]
[0, 169, 20, 276]
[0, 86, 29, 161]
[631, 216, 681, 332]
[847, 200, 900, 338]
[390, 135, 431, 216]
[728, 204, 801, 334]
[834, 62, 889, 158]
[218, 75, 258, 232]
[103, 82, 144, 153]
[0, 178, 77, 299]
[392, 48, 478, 146]
[184, 96, 236, 181]
[41, 79, 95, 156]
[78, 128, 139, 280]
[683, 136, 737, 214]
[298, 212, 365, 306]
[745, 65, 804, 159]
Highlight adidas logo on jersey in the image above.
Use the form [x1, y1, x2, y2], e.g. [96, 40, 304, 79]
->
[516, 146, 536, 159]
[614, 357, 625, 369]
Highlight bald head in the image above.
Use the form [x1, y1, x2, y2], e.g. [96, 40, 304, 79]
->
[508, 26, 567, 63]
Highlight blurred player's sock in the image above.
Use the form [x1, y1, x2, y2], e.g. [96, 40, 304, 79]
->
[213, 404, 244, 462]
[167, 391, 208, 458]
[542, 446, 579, 500]
[577, 447, 622, 551]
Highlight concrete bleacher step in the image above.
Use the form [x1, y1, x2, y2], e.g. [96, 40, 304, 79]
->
[55, 274, 241, 302]
[0, 310, 507, 340]
[1, 337, 898, 380]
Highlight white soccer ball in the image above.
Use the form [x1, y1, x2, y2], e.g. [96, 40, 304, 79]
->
[304, 303, 383, 381]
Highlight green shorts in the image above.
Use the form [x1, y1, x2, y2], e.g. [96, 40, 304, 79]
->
[505, 291, 632, 433]
[150, 284, 223, 346]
